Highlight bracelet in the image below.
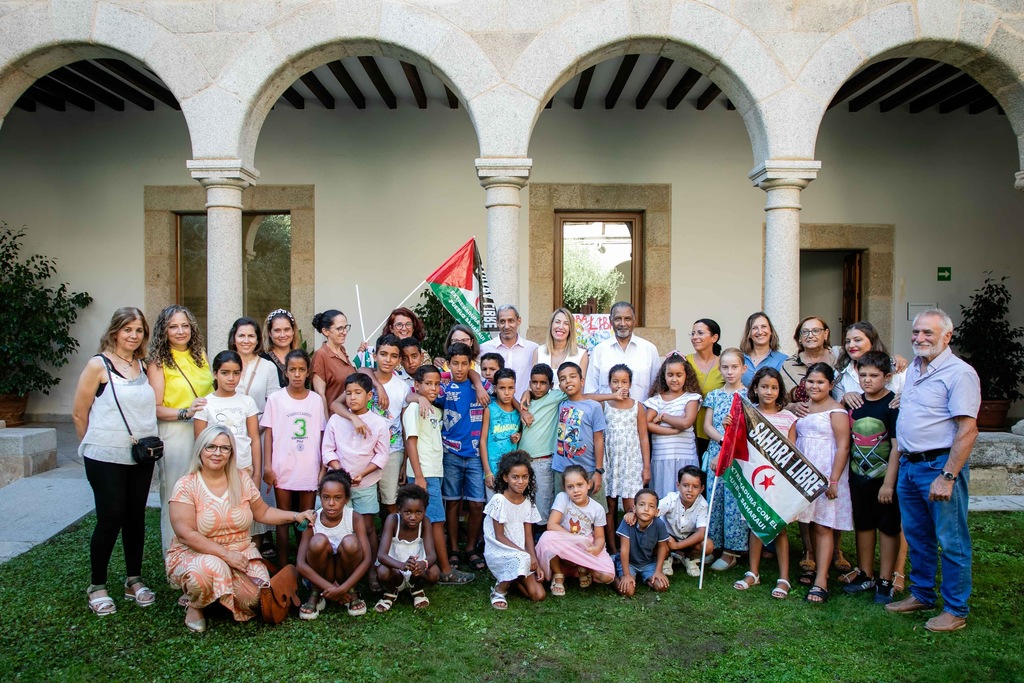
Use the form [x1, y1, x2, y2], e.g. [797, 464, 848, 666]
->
[177, 408, 188, 421]
[829, 480, 839, 486]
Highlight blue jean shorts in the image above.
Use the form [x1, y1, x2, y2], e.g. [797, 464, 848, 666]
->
[423, 476, 445, 522]
[348, 483, 380, 515]
[442, 452, 485, 503]
[613, 554, 659, 583]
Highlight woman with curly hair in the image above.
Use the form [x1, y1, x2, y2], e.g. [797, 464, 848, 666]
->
[147, 304, 213, 553]
[261, 309, 301, 387]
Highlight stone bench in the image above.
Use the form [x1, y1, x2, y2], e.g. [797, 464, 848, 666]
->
[970, 432, 1024, 495]
[0, 428, 57, 489]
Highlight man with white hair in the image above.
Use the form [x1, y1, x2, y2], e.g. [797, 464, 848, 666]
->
[480, 304, 538, 397]
[886, 309, 980, 632]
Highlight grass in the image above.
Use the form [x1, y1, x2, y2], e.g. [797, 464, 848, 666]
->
[1, 511, 1022, 682]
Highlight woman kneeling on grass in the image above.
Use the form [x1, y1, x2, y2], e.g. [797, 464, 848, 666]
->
[166, 425, 315, 633]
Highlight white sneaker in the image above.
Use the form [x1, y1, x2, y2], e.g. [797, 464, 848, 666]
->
[662, 558, 674, 576]
[684, 558, 701, 577]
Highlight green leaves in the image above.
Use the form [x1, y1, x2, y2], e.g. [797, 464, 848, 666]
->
[561, 245, 624, 314]
[952, 274, 1024, 402]
[0, 224, 92, 395]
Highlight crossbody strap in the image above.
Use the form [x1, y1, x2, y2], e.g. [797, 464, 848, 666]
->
[97, 354, 137, 443]
[243, 356, 261, 396]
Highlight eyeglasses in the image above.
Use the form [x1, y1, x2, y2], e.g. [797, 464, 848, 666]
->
[392, 322, 413, 330]
[799, 328, 825, 338]
[331, 324, 352, 333]
[203, 444, 233, 455]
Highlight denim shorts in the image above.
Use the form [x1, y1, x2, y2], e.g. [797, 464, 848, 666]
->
[613, 554, 659, 583]
[348, 483, 380, 515]
[442, 452, 485, 503]
[423, 476, 445, 522]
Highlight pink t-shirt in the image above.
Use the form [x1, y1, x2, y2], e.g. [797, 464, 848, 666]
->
[260, 390, 326, 492]
[321, 412, 391, 488]
[762, 408, 798, 437]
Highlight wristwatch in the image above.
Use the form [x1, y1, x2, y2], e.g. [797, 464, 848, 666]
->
[594, 468, 605, 475]
[941, 471, 957, 482]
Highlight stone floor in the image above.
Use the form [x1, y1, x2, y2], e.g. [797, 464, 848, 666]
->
[1, 422, 1022, 565]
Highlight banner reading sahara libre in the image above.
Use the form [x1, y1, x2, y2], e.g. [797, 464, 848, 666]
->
[425, 238, 497, 344]
[716, 394, 829, 544]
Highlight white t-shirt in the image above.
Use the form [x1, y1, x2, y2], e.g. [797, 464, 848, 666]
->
[658, 491, 709, 540]
[196, 392, 259, 469]
[585, 334, 661, 400]
[373, 373, 410, 454]
[550, 491, 607, 537]
[402, 403, 444, 478]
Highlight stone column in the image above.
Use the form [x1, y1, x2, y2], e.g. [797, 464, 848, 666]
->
[1015, 171, 1024, 192]
[476, 158, 532, 309]
[186, 160, 259, 356]
[749, 160, 821, 354]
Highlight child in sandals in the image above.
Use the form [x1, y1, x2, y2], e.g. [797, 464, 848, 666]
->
[374, 484, 440, 612]
[295, 469, 372, 619]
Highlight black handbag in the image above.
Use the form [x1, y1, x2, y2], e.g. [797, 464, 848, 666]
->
[99, 355, 165, 465]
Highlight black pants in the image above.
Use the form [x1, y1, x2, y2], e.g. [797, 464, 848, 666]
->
[84, 457, 155, 586]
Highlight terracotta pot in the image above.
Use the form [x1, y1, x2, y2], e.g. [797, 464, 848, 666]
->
[0, 393, 28, 427]
[977, 399, 1010, 431]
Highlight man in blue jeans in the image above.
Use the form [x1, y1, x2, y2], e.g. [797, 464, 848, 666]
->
[887, 309, 980, 632]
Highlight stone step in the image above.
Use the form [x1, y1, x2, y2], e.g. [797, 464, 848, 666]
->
[969, 433, 1024, 496]
[0, 428, 57, 489]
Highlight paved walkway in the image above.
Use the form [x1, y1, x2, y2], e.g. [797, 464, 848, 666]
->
[1, 423, 1023, 565]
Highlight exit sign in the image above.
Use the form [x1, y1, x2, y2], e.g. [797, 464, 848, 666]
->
[937, 267, 951, 281]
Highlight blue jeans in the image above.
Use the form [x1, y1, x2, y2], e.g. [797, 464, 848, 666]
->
[897, 454, 972, 616]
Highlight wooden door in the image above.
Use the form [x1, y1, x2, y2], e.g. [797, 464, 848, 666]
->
[840, 251, 862, 329]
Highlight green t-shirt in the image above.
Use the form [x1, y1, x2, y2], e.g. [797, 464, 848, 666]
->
[518, 389, 566, 458]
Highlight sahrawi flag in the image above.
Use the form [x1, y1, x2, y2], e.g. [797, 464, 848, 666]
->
[716, 394, 829, 543]
[425, 238, 497, 344]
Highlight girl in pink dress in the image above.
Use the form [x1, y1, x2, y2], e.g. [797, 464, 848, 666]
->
[535, 465, 615, 595]
[794, 363, 852, 604]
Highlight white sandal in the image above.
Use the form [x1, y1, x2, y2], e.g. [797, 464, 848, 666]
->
[489, 585, 508, 610]
[374, 593, 398, 614]
[733, 571, 760, 590]
[124, 577, 156, 608]
[772, 579, 791, 599]
[411, 589, 430, 609]
[87, 585, 116, 617]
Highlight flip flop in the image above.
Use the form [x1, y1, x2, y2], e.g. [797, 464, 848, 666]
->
[805, 585, 829, 604]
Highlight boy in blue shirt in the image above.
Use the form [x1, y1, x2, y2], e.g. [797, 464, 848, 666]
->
[436, 342, 487, 571]
[615, 488, 670, 596]
[553, 362, 608, 510]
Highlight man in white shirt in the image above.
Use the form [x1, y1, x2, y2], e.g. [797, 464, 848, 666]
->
[585, 302, 660, 399]
[479, 304, 538, 397]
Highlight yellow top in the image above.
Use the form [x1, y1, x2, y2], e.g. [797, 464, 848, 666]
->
[162, 348, 213, 409]
[686, 353, 724, 440]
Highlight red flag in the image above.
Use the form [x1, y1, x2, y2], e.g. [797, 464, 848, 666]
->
[425, 238, 476, 291]
[715, 394, 748, 476]
[423, 238, 497, 343]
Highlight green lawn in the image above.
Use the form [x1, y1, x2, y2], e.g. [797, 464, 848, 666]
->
[1, 511, 1022, 682]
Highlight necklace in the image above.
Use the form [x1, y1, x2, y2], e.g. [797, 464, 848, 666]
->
[113, 351, 134, 366]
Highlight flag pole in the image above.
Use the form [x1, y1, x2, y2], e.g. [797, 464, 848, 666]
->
[355, 285, 367, 343]
[363, 280, 426, 342]
[698, 474, 719, 590]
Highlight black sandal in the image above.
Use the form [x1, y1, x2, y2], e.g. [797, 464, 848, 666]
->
[798, 569, 816, 586]
[467, 552, 486, 572]
[805, 585, 830, 604]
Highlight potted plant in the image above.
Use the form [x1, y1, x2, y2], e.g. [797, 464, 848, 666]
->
[0, 224, 92, 426]
[951, 274, 1024, 430]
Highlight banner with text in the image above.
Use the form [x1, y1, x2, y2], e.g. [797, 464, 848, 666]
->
[716, 395, 828, 544]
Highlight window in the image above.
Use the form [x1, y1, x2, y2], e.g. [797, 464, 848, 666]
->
[554, 211, 643, 325]
[177, 213, 292, 335]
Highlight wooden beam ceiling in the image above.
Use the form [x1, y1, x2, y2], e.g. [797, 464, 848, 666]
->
[444, 85, 459, 109]
[35, 76, 94, 111]
[359, 57, 397, 109]
[49, 67, 124, 111]
[969, 94, 999, 115]
[636, 57, 673, 110]
[327, 61, 365, 110]
[66, 61, 154, 111]
[605, 55, 638, 109]
[908, 73, 974, 113]
[666, 68, 701, 110]
[24, 85, 64, 111]
[95, 58, 180, 109]
[299, 72, 335, 109]
[401, 62, 427, 109]
[281, 86, 304, 109]
[939, 84, 988, 113]
[828, 59, 902, 109]
[848, 59, 937, 112]
[878, 63, 958, 112]
[695, 83, 721, 110]
[574, 66, 595, 110]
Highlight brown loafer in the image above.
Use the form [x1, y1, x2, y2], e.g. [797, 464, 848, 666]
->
[925, 612, 967, 632]
[885, 594, 934, 613]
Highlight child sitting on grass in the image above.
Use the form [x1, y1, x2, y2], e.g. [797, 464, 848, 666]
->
[614, 488, 670, 596]
[374, 484, 440, 612]
[296, 469, 371, 619]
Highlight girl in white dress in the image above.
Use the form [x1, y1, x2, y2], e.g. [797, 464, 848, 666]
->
[483, 451, 546, 609]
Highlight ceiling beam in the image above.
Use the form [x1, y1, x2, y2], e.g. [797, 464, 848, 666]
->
[35, 76, 95, 111]
[66, 61, 154, 110]
[14, 97, 35, 112]
[878, 63, 959, 112]
[848, 59, 937, 112]
[95, 59, 179, 109]
[635, 57, 673, 109]
[908, 73, 975, 113]
[326, 61, 365, 109]
[726, 99, 735, 110]
[358, 56, 397, 109]
[401, 62, 427, 109]
[828, 59, 903, 109]
[25, 85, 65, 111]
[281, 86, 304, 109]
[605, 54, 639, 109]
[969, 94, 999, 115]
[695, 83, 721, 110]
[299, 72, 335, 109]
[545, 99, 552, 109]
[939, 84, 988, 113]
[49, 68, 124, 111]
[666, 68, 701, 110]
[573, 66, 595, 110]
[444, 85, 459, 109]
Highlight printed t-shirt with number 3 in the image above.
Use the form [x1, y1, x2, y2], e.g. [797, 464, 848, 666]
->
[260, 390, 326, 492]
